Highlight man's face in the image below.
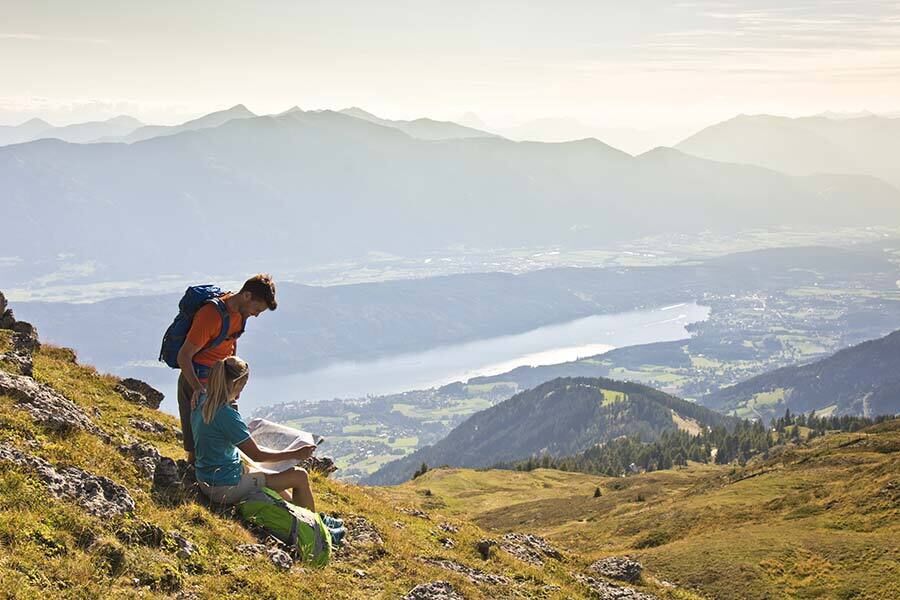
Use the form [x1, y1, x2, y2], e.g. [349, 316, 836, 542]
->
[240, 294, 270, 319]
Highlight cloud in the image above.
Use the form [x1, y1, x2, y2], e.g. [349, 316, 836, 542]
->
[0, 33, 110, 45]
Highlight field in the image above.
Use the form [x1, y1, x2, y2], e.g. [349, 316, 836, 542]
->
[389, 422, 900, 599]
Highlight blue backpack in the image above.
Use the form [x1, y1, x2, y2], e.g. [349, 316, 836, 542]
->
[158, 285, 243, 369]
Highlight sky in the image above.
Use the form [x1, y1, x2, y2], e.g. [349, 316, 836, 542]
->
[2, 0, 899, 144]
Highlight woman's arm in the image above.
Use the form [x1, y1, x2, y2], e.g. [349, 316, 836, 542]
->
[237, 437, 315, 464]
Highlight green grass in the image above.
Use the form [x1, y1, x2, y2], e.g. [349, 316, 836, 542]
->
[389, 424, 900, 600]
[4, 342, 689, 599]
[600, 389, 626, 406]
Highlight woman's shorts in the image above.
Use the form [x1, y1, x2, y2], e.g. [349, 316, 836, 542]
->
[198, 471, 267, 505]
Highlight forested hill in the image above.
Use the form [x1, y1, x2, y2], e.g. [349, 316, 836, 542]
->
[704, 328, 900, 420]
[364, 377, 734, 485]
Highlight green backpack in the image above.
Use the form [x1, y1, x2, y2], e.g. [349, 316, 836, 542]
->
[237, 487, 332, 566]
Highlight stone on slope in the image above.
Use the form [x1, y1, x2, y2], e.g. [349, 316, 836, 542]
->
[403, 581, 464, 600]
[118, 441, 162, 478]
[589, 557, 643, 584]
[115, 378, 164, 409]
[0, 371, 104, 436]
[499, 532, 562, 565]
[576, 575, 658, 600]
[0, 443, 135, 517]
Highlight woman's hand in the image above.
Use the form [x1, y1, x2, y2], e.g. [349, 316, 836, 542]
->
[292, 445, 316, 461]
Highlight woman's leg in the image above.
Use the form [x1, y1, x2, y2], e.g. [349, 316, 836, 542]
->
[265, 467, 315, 512]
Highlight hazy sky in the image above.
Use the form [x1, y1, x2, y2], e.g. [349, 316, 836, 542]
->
[2, 0, 899, 135]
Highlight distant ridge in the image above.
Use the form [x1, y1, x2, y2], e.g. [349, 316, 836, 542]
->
[337, 106, 497, 140]
[704, 328, 900, 421]
[676, 113, 900, 188]
[0, 116, 145, 146]
[365, 376, 734, 485]
[98, 104, 256, 143]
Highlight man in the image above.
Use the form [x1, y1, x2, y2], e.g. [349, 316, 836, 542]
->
[177, 273, 277, 463]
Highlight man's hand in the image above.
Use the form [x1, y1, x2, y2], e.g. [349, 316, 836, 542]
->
[190, 386, 206, 410]
[292, 445, 316, 461]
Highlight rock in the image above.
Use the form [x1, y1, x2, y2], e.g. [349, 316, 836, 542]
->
[438, 522, 459, 533]
[168, 531, 195, 559]
[476, 539, 497, 560]
[0, 351, 32, 377]
[152, 457, 198, 504]
[300, 454, 337, 477]
[439, 537, 454, 549]
[0, 443, 135, 517]
[0, 291, 7, 316]
[115, 378, 164, 410]
[403, 581, 464, 600]
[354, 569, 367, 578]
[118, 441, 162, 478]
[0, 371, 104, 437]
[575, 575, 659, 600]
[589, 557, 643, 584]
[235, 543, 267, 557]
[10, 321, 40, 353]
[399, 507, 430, 519]
[499, 533, 562, 566]
[129, 418, 169, 434]
[267, 547, 294, 570]
[423, 558, 509, 586]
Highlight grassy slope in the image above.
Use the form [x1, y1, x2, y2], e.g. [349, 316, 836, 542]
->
[0, 335, 692, 599]
[392, 425, 900, 600]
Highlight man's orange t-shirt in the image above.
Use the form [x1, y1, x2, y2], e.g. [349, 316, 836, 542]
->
[185, 295, 245, 374]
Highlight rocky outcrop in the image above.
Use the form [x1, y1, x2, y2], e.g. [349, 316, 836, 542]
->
[422, 558, 509, 586]
[0, 292, 39, 377]
[0, 443, 135, 517]
[115, 378, 164, 409]
[499, 532, 562, 566]
[589, 557, 643, 584]
[118, 440, 162, 478]
[0, 371, 105, 437]
[235, 543, 295, 570]
[152, 457, 198, 504]
[129, 418, 170, 434]
[403, 581, 464, 600]
[300, 454, 337, 477]
[575, 575, 658, 600]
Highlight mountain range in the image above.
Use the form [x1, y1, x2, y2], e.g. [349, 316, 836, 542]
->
[704, 328, 900, 421]
[364, 376, 734, 485]
[0, 115, 144, 146]
[4, 108, 898, 286]
[676, 114, 900, 189]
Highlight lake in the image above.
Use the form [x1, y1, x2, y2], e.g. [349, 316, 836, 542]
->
[156, 302, 708, 415]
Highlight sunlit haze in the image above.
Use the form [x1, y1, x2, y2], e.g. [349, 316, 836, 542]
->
[3, 0, 899, 150]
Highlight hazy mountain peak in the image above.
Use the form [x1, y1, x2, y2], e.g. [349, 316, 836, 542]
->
[21, 118, 52, 129]
[278, 106, 304, 115]
[339, 107, 382, 121]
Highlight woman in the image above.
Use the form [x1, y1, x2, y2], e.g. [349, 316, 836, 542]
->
[191, 356, 323, 513]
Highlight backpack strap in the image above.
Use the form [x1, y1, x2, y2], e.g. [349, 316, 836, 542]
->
[191, 297, 232, 380]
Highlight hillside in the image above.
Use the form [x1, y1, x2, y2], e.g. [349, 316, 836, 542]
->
[676, 114, 900, 188]
[365, 377, 734, 485]
[4, 108, 899, 285]
[390, 418, 900, 600]
[0, 295, 692, 599]
[704, 328, 900, 421]
[0, 115, 143, 146]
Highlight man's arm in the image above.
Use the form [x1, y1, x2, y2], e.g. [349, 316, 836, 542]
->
[177, 340, 205, 397]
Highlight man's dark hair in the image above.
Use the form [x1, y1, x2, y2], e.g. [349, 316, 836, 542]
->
[240, 273, 277, 310]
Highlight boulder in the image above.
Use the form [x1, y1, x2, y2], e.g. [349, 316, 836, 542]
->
[0, 371, 104, 437]
[0, 443, 135, 517]
[129, 418, 169, 434]
[575, 575, 658, 600]
[422, 558, 509, 586]
[168, 531, 195, 559]
[118, 441, 162, 478]
[476, 539, 497, 560]
[152, 457, 198, 504]
[10, 321, 40, 353]
[403, 581, 464, 600]
[589, 557, 643, 584]
[499, 532, 562, 566]
[115, 378, 164, 410]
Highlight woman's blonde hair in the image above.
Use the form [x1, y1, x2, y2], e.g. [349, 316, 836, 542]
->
[203, 356, 249, 424]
